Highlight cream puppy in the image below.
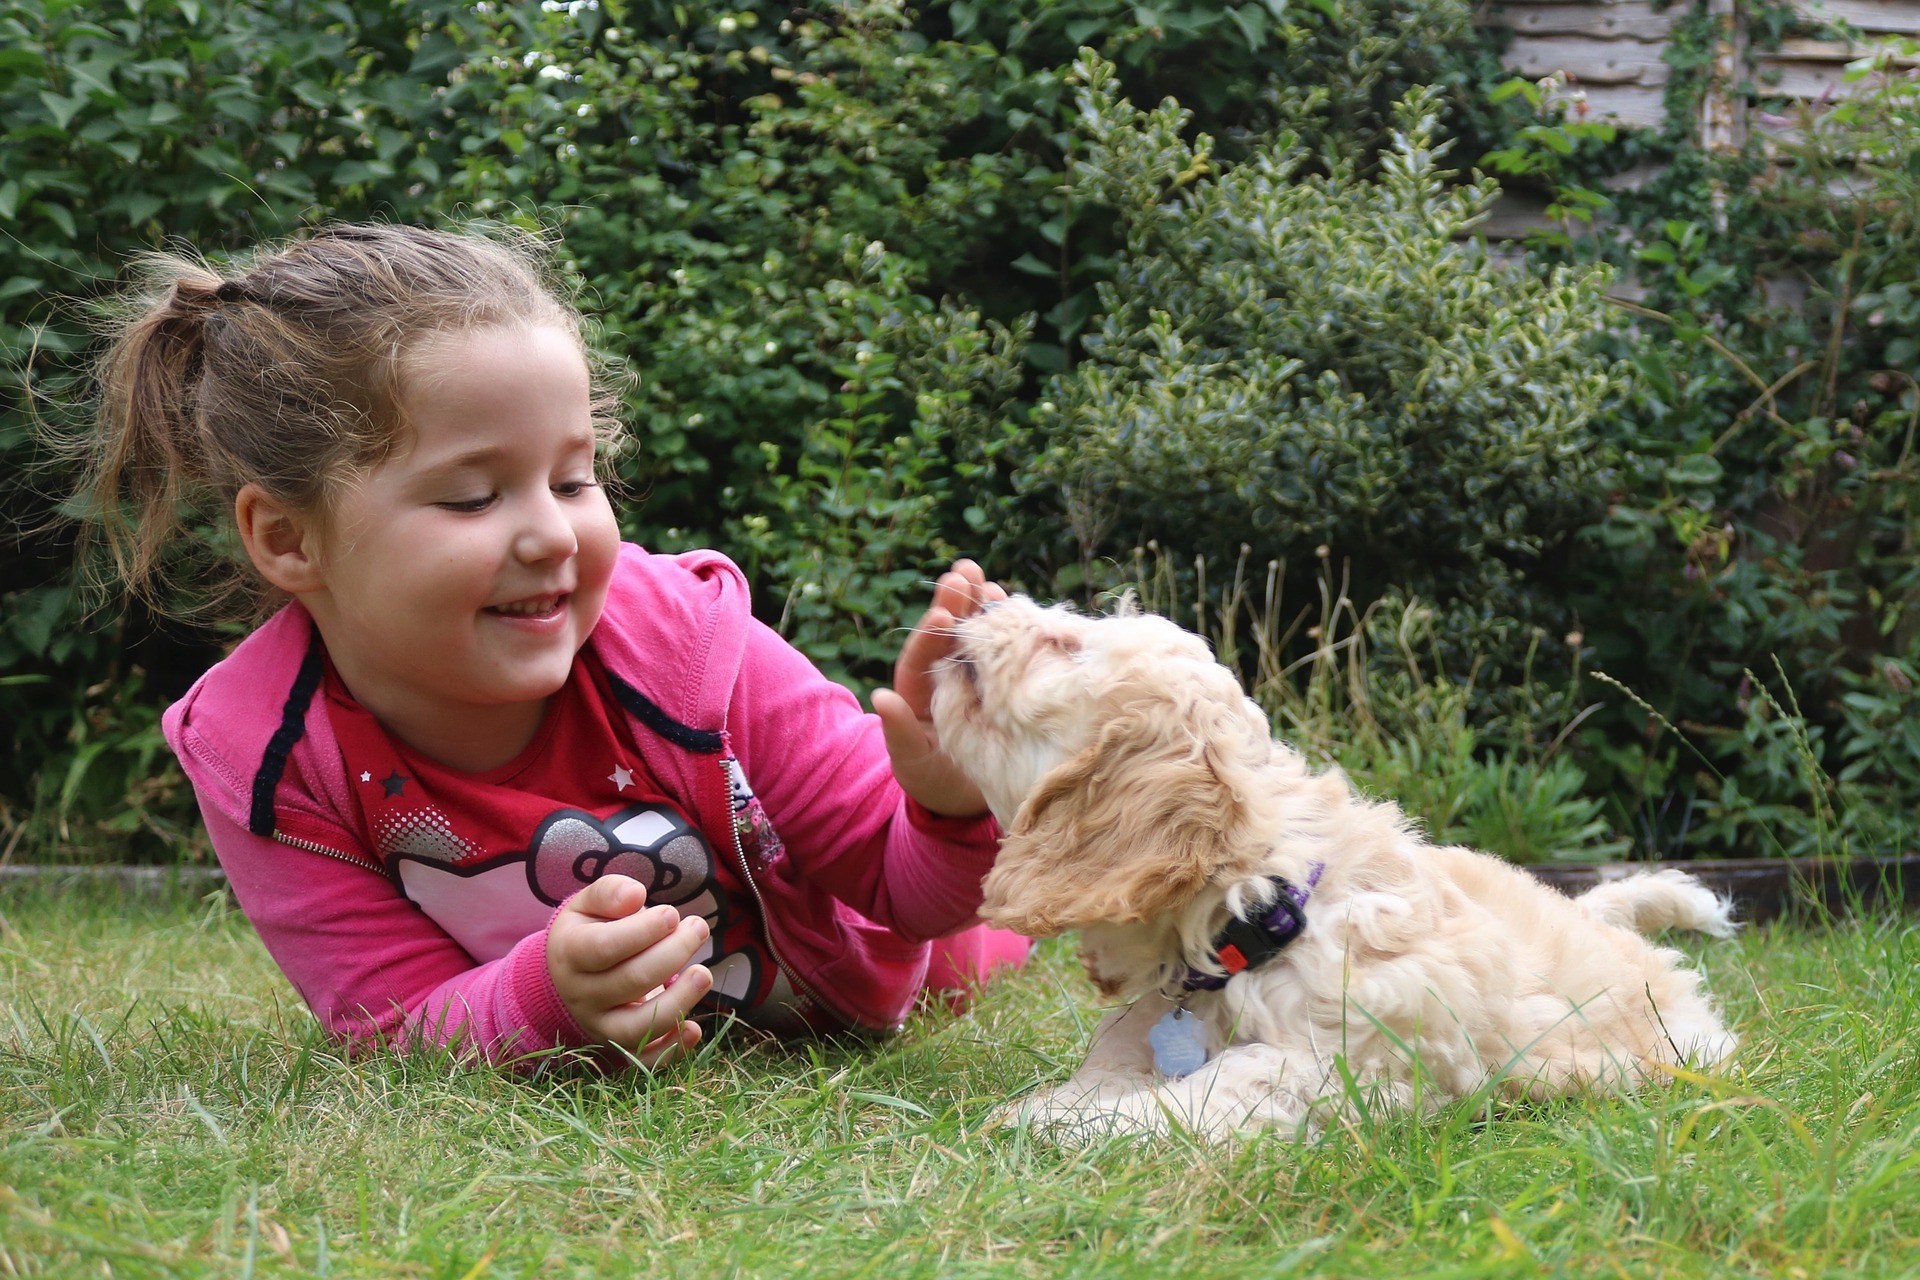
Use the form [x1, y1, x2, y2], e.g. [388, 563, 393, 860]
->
[933, 598, 1737, 1140]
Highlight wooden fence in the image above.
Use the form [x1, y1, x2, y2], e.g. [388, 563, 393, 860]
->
[1480, 0, 1920, 239]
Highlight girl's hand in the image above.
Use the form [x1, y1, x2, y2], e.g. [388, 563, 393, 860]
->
[547, 875, 712, 1065]
[873, 559, 1008, 817]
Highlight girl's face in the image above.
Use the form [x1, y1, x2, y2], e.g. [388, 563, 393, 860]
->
[303, 324, 620, 770]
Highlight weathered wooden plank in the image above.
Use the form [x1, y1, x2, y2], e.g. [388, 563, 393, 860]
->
[1481, 190, 1555, 240]
[1792, 0, 1920, 34]
[1754, 50, 1919, 98]
[1601, 161, 1670, 191]
[1569, 82, 1672, 127]
[1483, 2, 1678, 40]
[1505, 35, 1673, 84]
[1751, 63, 1851, 99]
[1769, 34, 1920, 58]
[1499, 37, 1667, 82]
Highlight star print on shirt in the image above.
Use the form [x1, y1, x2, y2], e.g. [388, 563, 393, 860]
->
[360, 771, 372, 784]
[609, 764, 634, 792]
[381, 770, 409, 797]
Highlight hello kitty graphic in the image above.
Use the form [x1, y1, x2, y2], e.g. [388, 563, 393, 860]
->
[390, 802, 762, 1006]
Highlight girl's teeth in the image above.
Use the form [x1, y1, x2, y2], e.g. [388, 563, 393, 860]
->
[493, 597, 559, 616]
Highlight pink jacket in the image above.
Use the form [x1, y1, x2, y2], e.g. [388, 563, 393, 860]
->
[162, 544, 1002, 1058]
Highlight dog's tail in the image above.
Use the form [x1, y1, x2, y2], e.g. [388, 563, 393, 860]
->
[1575, 869, 1737, 938]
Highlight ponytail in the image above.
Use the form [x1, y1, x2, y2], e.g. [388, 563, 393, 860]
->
[85, 264, 232, 608]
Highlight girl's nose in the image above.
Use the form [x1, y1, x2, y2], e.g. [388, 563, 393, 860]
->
[515, 490, 579, 563]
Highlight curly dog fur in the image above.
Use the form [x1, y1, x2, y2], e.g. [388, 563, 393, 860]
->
[933, 597, 1738, 1140]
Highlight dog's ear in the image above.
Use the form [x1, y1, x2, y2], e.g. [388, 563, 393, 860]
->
[978, 682, 1272, 936]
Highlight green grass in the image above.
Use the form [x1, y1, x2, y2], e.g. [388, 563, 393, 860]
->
[3, 883, 1919, 1278]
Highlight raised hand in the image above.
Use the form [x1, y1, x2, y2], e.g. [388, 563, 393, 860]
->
[872, 559, 1008, 817]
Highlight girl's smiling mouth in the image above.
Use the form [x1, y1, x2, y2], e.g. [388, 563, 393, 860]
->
[486, 594, 568, 619]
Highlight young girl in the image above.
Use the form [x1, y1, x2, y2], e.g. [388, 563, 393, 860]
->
[83, 222, 1027, 1068]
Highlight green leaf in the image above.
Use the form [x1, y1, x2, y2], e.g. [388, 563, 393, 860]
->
[38, 89, 86, 129]
[9, 587, 69, 658]
[1490, 77, 1542, 109]
[330, 159, 386, 186]
[36, 200, 76, 240]
[1666, 454, 1724, 486]
[0, 47, 47, 76]
[109, 191, 165, 225]
[1226, 5, 1268, 46]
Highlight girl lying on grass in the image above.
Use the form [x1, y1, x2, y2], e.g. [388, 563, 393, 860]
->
[75, 222, 1028, 1068]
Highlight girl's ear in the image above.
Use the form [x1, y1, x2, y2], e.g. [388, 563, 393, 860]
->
[234, 484, 325, 595]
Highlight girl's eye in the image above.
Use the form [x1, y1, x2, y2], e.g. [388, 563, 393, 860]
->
[437, 494, 496, 513]
[554, 479, 599, 498]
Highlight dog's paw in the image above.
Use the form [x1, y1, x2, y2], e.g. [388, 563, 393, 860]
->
[984, 1085, 1175, 1145]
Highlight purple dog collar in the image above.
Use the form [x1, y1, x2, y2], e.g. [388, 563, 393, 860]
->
[1180, 861, 1325, 992]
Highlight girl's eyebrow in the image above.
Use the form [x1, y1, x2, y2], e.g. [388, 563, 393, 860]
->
[415, 432, 598, 477]
[420, 445, 507, 475]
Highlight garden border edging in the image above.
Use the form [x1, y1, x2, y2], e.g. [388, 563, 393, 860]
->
[1528, 855, 1920, 924]
[3, 857, 1918, 925]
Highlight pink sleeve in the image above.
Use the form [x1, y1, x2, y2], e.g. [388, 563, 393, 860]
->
[723, 615, 1002, 943]
[199, 804, 591, 1063]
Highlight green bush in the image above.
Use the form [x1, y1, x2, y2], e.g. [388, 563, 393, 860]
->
[1129, 548, 1628, 863]
[1012, 54, 1625, 654]
[0, 0, 477, 859]
[9, 0, 1494, 857]
[1505, 32, 1920, 858]
[20, 0, 1912, 868]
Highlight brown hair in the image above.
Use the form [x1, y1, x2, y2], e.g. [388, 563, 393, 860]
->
[73, 222, 627, 620]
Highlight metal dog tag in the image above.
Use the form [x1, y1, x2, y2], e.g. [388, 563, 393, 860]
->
[1149, 1007, 1208, 1079]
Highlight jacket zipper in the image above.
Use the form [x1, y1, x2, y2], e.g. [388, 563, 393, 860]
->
[718, 761, 855, 1030]
[271, 829, 379, 870]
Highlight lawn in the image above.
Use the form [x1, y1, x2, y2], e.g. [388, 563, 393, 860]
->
[3, 880, 1917, 1278]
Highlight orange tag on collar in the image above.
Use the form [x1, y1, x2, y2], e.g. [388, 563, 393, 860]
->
[1218, 943, 1249, 974]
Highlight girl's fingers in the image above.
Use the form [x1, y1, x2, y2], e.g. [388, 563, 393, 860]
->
[561, 903, 684, 974]
[933, 563, 984, 617]
[636, 1019, 703, 1070]
[932, 561, 1005, 621]
[872, 688, 932, 764]
[580, 914, 711, 1006]
[570, 873, 647, 921]
[603, 963, 714, 1050]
